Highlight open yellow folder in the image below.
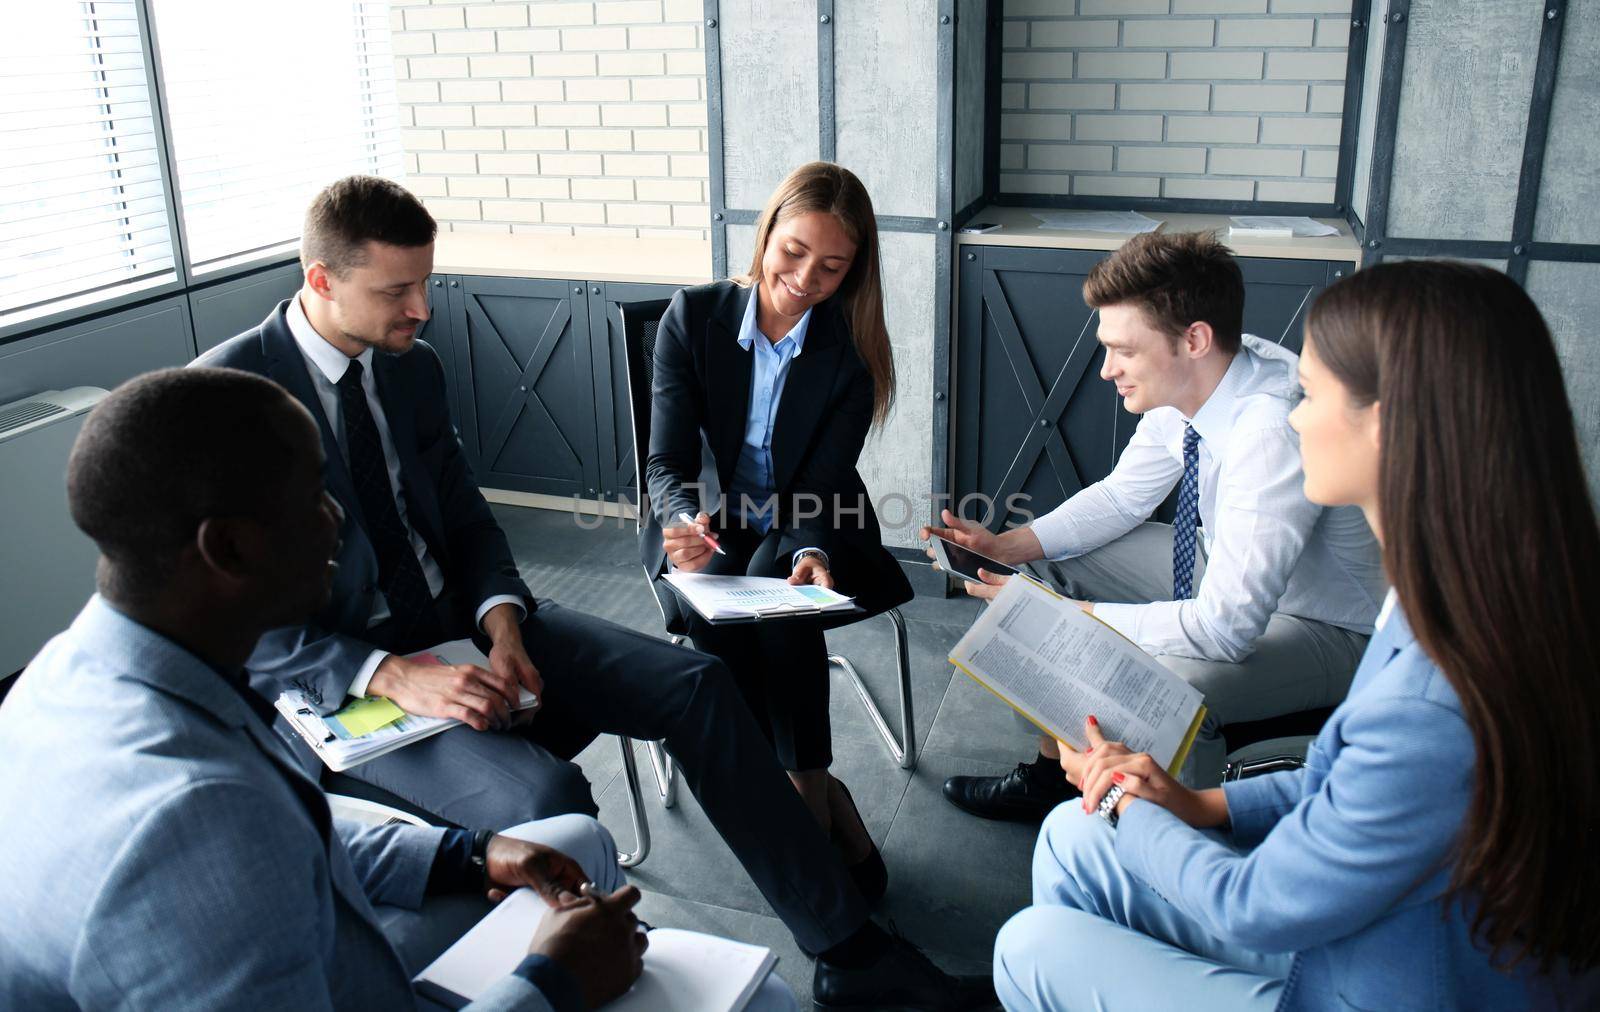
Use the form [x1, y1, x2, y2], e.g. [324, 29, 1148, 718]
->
[948, 575, 1206, 778]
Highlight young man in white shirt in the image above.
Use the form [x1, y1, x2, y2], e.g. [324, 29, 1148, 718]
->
[924, 231, 1386, 820]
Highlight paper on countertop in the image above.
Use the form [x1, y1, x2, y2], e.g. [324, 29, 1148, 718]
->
[1032, 210, 1163, 234]
[1229, 216, 1339, 237]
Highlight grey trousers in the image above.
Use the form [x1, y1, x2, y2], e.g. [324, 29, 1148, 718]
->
[1025, 523, 1368, 787]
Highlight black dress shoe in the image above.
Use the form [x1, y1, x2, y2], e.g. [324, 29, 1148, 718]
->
[942, 763, 1078, 823]
[813, 927, 997, 1011]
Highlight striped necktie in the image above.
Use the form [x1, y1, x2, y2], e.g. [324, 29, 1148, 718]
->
[1172, 423, 1202, 601]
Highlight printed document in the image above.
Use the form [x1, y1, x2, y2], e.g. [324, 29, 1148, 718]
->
[949, 576, 1205, 774]
[1032, 210, 1162, 234]
[414, 888, 778, 1011]
[663, 573, 856, 621]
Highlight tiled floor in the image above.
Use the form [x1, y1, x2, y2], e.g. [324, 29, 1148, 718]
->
[492, 504, 1042, 1005]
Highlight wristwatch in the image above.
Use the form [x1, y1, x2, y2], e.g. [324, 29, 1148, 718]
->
[793, 548, 829, 569]
[469, 828, 495, 887]
[1097, 784, 1127, 828]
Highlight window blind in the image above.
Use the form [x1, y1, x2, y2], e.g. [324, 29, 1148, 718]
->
[151, 0, 403, 271]
[0, 2, 177, 317]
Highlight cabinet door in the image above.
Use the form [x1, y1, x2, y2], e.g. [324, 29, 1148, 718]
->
[955, 247, 1341, 530]
[954, 245, 1110, 532]
[452, 276, 597, 499]
[587, 280, 682, 506]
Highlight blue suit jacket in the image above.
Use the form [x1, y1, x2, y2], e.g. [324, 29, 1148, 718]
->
[0, 597, 550, 1010]
[1116, 598, 1597, 1010]
[194, 301, 531, 714]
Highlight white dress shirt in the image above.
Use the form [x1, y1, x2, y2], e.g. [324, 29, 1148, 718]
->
[286, 295, 522, 696]
[1030, 334, 1387, 662]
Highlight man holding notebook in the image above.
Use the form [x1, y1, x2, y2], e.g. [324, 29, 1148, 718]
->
[0, 367, 806, 1010]
[925, 231, 1386, 816]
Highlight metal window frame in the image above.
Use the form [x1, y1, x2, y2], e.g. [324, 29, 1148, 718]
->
[1353, 0, 1599, 279]
[1, 0, 391, 348]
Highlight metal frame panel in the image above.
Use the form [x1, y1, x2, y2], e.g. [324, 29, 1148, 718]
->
[1346, 0, 1600, 279]
[704, 1, 728, 280]
[993, 193, 1343, 218]
[933, 0, 956, 523]
[1333, 0, 1374, 214]
[1507, 0, 1568, 284]
[984, 0, 1368, 221]
[818, 1, 836, 163]
[1356, 0, 1410, 265]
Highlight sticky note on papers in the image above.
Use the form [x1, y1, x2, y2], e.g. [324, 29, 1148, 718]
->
[329, 695, 407, 738]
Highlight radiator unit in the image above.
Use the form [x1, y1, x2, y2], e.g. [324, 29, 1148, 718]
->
[0, 387, 107, 679]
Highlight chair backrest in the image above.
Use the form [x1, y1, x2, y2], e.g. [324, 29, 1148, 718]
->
[618, 298, 672, 530]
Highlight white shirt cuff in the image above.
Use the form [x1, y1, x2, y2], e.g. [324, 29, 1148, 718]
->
[791, 546, 829, 569]
[476, 594, 527, 632]
[1028, 512, 1079, 562]
[346, 649, 390, 699]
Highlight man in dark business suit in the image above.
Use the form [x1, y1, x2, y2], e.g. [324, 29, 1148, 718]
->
[195, 175, 993, 1010]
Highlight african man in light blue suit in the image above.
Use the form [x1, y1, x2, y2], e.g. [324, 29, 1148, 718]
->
[0, 367, 798, 1011]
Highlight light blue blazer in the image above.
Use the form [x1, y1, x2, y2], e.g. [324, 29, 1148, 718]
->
[0, 597, 552, 1011]
[1115, 595, 1597, 1010]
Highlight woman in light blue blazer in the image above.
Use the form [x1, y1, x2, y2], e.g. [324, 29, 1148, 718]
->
[993, 261, 1600, 1010]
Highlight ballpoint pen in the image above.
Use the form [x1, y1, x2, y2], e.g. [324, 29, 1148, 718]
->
[678, 512, 726, 556]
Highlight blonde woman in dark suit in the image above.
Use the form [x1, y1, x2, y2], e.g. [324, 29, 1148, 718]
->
[644, 162, 909, 906]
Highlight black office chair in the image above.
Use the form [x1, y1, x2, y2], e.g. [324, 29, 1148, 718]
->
[614, 298, 919, 842]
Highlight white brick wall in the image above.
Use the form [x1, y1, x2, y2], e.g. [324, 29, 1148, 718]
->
[999, 0, 1351, 204]
[390, 0, 709, 239]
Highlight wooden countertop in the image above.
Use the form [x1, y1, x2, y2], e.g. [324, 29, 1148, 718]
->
[956, 205, 1361, 264]
[432, 232, 714, 286]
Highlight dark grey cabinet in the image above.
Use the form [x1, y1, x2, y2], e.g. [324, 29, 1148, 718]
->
[425, 274, 682, 503]
[953, 245, 1345, 530]
[448, 275, 596, 500]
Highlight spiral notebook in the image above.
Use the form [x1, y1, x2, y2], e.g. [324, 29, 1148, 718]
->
[274, 639, 536, 772]
[414, 888, 778, 1011]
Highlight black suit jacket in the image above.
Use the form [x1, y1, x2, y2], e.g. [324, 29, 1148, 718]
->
[643, 281, 909, 613]
[194, 300, 531, 712]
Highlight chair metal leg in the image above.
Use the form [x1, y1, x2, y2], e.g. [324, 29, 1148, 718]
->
[645, 739, 677, 808]
[616, 736, 651, 868]
[829, 607, 916, 771]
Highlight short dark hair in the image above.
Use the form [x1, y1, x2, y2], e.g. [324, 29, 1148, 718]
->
[1083, 231, 1245, 354]
[300, 175, 436, 277]
[67, 368, 304, 602]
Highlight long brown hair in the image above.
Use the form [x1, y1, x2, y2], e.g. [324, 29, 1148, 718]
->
[1308, 261, 1600, 973]
[739, 161, 895, 428]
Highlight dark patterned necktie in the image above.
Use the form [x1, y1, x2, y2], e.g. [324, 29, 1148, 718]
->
[337, 359, 435, 642]
[1172, 423, 1202, 600]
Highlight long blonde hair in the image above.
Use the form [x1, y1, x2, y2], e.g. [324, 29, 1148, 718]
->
[739, 161, 895, 428]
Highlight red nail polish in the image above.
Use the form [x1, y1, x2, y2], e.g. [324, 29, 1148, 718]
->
[1086, 746, 1095, 754]
[1113, 772, 1125, 783]
[1088, 715, 1098, 726]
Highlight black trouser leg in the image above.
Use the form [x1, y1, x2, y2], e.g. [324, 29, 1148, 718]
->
[521, 600, 868, 954]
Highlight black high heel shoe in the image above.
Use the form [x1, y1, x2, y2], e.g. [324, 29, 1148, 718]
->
[829, 778, 888, 906]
